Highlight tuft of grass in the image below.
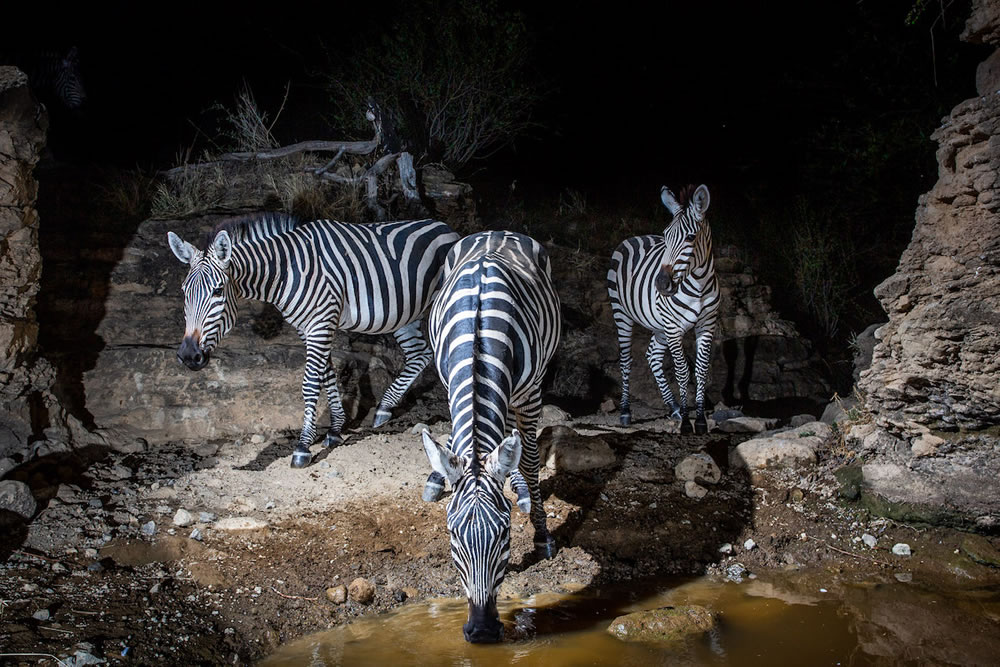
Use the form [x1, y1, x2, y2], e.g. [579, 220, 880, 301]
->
[94, 166, 156, 220]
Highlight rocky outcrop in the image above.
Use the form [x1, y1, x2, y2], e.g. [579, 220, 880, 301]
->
[854, 3, 1000, 528]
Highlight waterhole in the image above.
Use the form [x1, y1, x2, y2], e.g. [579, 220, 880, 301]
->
[261, 573, 1000, 665]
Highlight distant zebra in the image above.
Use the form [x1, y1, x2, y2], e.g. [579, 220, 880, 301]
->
[607, 184, 720, 434]
[420, 231, 561, 643]
[167, 214, 459, 467]
[7, 47, 87, 110]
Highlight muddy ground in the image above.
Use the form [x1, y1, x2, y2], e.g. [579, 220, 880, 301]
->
[3, 401, 1000, 666]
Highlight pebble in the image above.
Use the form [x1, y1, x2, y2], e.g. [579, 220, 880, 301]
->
[743, 538, 756, 551]
[214, 517, 268, 531]
[348, 577, 375, 604]
[84, 548, 98, 558]
[88, 498, 103, 509]
[410, 422, 430, 434]
[51, 562, 69, 573]
[173, 508, 194, 527]
[199, 511, 217, 523]
[862, 533, 877, 549]
[894, 572, 913, 583]
[684, 481, 708, 499]
[725, 563, 748, 583]
[326, 585, 348, 604]
[265, 500, 276, 510]
[393, 589, 408, 603]
[32, 609, 50, 621]
[892, 543, 912, 557]
[250, 434, 266, 444]
[719, 543, 733, 554]
[140, 521, 156, 536]
[87, 561, 104, 572]
[189, 528, 203, 541]
[790, 489, 804, 502]
[674, 453, 722, 485]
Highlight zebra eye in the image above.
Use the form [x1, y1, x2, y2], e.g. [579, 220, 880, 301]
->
[212, 286, 224, 297]
[685, 233, 696, 242]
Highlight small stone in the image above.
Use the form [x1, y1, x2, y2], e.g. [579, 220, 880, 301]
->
[326, 470, 342, 479]
[717, 416, 774, 433]
[393, 588, 408, 603]
[214, 517, 268, 531]
[173, 508, 194, 527]
[140, 521, 156, 537]
[911, 433, 944, 458]
[599, 398, 616, 414]
[540, 404, 570, 425]
[83, 548, 98, 559]
[410, 422, 430, 435]
[150, 582, 161, 594]
[684, 480, 708, 499]
[674, 453, 722, 485]
[265, 500, 276, 510]
[862, 533, 877, 549]
[892, 543, 912, 557]
[743, 538, 756, 551]
[250, 434, 266, 445]
[719, 543, 733, 554]
[725, 563, 748, 583]
[88, 498, 104, 509]
[199, 511, 217, 524]
[348, 577, 375, 604]
[87, 561, 104, 572]
[32, 609, 50, 621]
[326, 585, 348, 604]
[401, 586, 419, 599]
[541, 426, 616, 472]
[193, 442, 220, 457]
[790, 488, 805, 503]
[894, 572, 913, 583]
[51, 562, 69, 573]
[189, 528, 203, 541]
[319, 460, 331, 468]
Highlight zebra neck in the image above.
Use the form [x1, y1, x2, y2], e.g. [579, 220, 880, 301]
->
[228, 243, 284, 306]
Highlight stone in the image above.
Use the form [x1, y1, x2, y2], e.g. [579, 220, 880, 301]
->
[862, 533, 877, 549]
[710, 407, 744, 423]
[401, 586, 419, 599]
[743, 538, 756, 551]
[910, 433, 944, 458]
[410, 422, 429, 435]
[852, 322, 885, 382]
[684, 481, 708, 499]
[214, 517, 268, 531]
[32, 609, 50, 621]
[189, 528, 203, 541]
[0, 479, 36, 518]
[716, 416, 774, 433]
[892, 543, 912, 557]
[193, 442, 220, 457]
[0, 456, 16, 477]
[725, 563, 749, 583]
[606, 605, 715, 643]
[788, 414, 817, 428]
[599, 398, 616, 413]
[960, 535, 1000, 568]
[172, 508, 194, 527]
[348, 577, 375, 604]
[718, 543, 733, 554]
[140, 521, 156, 536]
[539, 404, 570, 425]
[539, 426, 616, 472]
[773, 421, 833, 443]
[674, 453, 721, 485]
[250, 434, 266, 445]
[820, 397, 856, 425]
[730, 437, 818, 469]
[199, 511, 217, 523]
[326, 585, 348, 604]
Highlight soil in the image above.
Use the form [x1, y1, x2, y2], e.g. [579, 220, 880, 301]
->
[3, 402, 1000, 666]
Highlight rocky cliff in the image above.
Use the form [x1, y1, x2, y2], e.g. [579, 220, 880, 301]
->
[853, 0, 1000, 529]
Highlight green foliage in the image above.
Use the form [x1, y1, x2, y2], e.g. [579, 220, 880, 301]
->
[321, 0, 541, 171]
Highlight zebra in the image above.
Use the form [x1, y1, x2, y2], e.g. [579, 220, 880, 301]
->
[167, 213, 459, 468]
[6, 47, 87, 110]
[419, 231, 561, 643]
[607, 184, 720, 434]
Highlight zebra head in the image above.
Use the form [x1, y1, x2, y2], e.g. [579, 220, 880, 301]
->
[55, 47, 86, 110]
[167, 230, 239, 371]
[421, 429, 523, 643]
[655, 184, 711, 297]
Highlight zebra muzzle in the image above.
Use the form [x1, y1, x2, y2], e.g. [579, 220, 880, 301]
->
[178, 336, 210, 371]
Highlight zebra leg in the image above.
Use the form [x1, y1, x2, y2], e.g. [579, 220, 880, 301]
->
[291, 334, 332, 468]
[613, 313, 635, 426]
[373, 320, 433, 428]
[321, 357, 347, 448]
[693, 323, 715, 435]
[646, 333, 680, 418]
[667, 335, 693, 434]
[514, 396, 555, 559]
[507, 405, 531, 514]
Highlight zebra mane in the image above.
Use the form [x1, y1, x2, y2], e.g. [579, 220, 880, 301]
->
[675, 185, 699, 208]
[203, 212, 301, 249]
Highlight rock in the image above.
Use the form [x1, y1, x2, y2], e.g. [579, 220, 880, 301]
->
[774, 421, 833, 443]
[892, 543, 912, 557]
[140, 521, 156, 536]
[0, 456, 16, 477]
[88, 498, 103, 509]
[410, 422, 429, 435]
[189, 528, 203, 541]
[326, 585, 348, 604]
[599, 398, 616, 414]
[33, 609, 50, 621]
[393, 588, 408, 603]
[718, 543, 733, 554]
[725, 563, 749, 583]
[193, 442, 220, 457]
[214, 517, 268, 531]
[606, 605, 715, 643]
[730, 437, 818, 469]
[199, 511, 217, 523]
[402, 586, 419, 599]
[820, 397, 856, 425]
[539, 426, 616, 472]
[789, 413, 817, 428]
[743, 538, 756, 551]
[862, 533, 878, 549]
[172, 508, 194, 527]
[960, 535, 1000, 568]
[0, 479, 36, 518]
[911, 433, 944, 458]
[710, 407, 744, 423]
[250, 434, 266, 445]
[789, 488, 804, 503]
[674, 453, 721, 485]
[348, 577, 375, 604]
[852, 322, 885, 382]
[684, 481, 708, 499]
[716, 416, 775, 433]
[112, 437, 148, 455]
[539, 404, 570, 426]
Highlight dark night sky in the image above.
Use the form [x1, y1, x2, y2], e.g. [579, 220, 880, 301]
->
[7, 1, 986, 196]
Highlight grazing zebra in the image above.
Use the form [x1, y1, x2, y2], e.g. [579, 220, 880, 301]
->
[7, 47, 87, 110]
[167, 214, 459, 467]
[420, 231, 561, 643]
[607, 184, 720, 434]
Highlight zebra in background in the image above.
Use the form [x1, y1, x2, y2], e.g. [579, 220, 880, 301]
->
[607, 184, 720, 434]
[167, 214, 459, 468]
[5, 47, 87, 110]
[420, 231, 561, 643]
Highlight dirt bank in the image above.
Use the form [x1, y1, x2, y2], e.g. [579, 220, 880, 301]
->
[3, 405, 999, 665]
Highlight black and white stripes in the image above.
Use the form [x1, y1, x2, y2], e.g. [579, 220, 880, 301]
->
[607, 184, 720, 433]
[420, 231, 561, 643]
[167, 214, 459, 467]
[10, 47, 87, 110]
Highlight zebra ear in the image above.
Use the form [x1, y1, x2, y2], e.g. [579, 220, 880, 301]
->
[167, 231, 199, 265]
[692, 185, 710, 216]
[211, 230, 233, 267]
[660, 187, 682, 216]
[422, 430, 464, 485]
[485, 430, 522, 482]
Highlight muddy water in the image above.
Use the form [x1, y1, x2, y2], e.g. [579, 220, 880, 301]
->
[261, 574, 1000, 666]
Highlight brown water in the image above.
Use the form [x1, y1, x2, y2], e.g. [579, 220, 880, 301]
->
[260, 574, 1000, 666]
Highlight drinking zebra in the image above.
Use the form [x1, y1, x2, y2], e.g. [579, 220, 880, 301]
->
[607, 184, 720, 434]
[167, 214, 459, 467]
[420, 231, 561, 643]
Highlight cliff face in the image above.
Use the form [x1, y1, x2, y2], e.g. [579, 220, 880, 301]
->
[853, 0, 1000, 528]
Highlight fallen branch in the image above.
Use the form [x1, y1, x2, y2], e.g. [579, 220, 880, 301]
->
[270, 586, 318, 602]
[805, 535, 891, 568]
[38, 626, 74, 635]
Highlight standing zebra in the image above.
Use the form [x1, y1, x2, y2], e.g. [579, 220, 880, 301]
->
[420, 231, 561, 643]
[607, 184, 720, 434]
[167, 214, 459, 467]
[6, 47, 87, 110]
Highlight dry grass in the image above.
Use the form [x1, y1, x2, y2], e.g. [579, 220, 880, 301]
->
[830, 386, 874, 459]
[95, 166, 156, 220]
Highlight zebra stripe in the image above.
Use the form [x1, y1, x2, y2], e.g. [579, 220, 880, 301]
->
[167, 214, 459, 467]
[7, 47, 87, 110]
[421, 231, 561, 643]
[607, 184, 720, 433]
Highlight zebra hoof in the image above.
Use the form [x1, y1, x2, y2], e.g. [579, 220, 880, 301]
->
[323, 432, 343, 448]
[290, 450, 312, 468]
[534, 539, 557, 559]
[694, 420, 708, 435]
[372, 408, 392, 429]
[620, 413, 631, 426]
[516, 494, 531, 515]
[422, 480, 445, 502]
[679, 418, 693, 435]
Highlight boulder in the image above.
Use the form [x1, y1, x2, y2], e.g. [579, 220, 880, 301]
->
[539, 426, 616, 472]
[674, 453, 721, 485]
[607, 605, 715, 643]
[0, 479, 37, 518]
[716, 416, 776, 433]
[730, 437, 819, 470]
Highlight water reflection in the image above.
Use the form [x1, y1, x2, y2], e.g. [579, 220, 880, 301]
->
[260, 575, 1000, 666]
